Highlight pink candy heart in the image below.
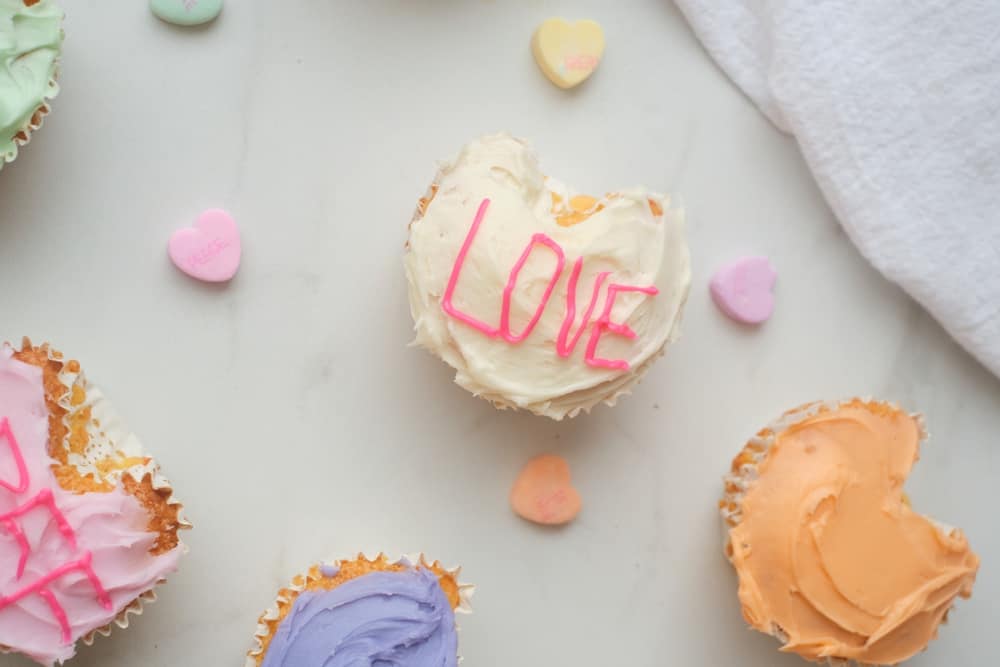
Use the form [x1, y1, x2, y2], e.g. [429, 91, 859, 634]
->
[710, 256, 777, 324]
[168, 209, 241, 282]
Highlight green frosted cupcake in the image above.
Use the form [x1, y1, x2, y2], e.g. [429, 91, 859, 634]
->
[0, 0, 63, 170]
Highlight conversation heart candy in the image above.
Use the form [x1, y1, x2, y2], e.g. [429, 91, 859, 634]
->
[710, 256, 777, 324]
[150, 0, 223, 27]
[168, 209, 241, 282]
[531, 18, 605, 89]
[510, 455, 582, 526]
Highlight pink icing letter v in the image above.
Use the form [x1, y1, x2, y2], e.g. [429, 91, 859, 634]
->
[0, 417, 29, 494]
[556, 258, 610, 357]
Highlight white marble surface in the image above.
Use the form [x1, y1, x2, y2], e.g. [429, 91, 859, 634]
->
[1, 1, 997, 665]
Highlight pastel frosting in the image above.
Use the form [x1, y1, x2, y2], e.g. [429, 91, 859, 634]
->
[0, 349, 181, 666]
[261, 568, 458, 667]
[405, 134, 691, 419]
[0, 0, 62, 162]
[725, 402, 980, 664]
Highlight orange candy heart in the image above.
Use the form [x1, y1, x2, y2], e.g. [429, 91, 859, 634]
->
[509, 455, 581, 525]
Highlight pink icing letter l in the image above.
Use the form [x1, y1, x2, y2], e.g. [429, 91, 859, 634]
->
[442, 198, 566, 343]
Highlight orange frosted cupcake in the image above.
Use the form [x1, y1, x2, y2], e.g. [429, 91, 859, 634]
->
[720, 399, 979, 665]
[247, 553, 473, 666]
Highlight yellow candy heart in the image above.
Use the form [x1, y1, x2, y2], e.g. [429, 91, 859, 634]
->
[531, 18, 605, 89]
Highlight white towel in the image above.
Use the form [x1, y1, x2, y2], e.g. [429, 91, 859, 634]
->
[674, 0, 1000, 378]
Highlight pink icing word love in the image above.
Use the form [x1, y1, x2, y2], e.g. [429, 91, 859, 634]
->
[0, 418, 29, 494]
[442, 198, 658, 370]
[709, 256, 777, 324]
[168, 209, 241, 282]
[0, 417, 112, 644]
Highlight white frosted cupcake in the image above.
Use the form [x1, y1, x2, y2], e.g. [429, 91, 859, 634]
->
[405, 133, 691, 419]
[720, 399, 979, 665]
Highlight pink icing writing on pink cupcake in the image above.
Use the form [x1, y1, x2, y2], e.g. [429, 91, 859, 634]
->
[0, 349, 183, 665]
[0, 420, 112, 644]
[0, 418, 28, 494]
[442, 198, 658, 370]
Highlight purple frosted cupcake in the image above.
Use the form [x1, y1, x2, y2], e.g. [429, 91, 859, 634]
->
[246, 553, 473, 666]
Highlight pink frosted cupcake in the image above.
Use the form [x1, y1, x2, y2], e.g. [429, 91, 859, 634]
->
[0, 339, 189, 665]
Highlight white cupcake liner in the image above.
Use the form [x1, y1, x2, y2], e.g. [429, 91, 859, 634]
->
[718, 398, 951, 667]
[246, 552, 474, 667]
[0, 340, 190, 661]
[476, 334, 671, 419]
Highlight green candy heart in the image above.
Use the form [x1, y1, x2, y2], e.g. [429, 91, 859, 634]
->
[150, 0, 222, 26]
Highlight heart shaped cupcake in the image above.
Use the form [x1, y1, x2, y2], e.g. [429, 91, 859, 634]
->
[0, 339, 189, 666]
[720, 399, 979, 665]
[405, 134, 691, 419]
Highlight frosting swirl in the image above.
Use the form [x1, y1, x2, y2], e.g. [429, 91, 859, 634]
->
[405, 134, 690, 419]
[726, 402, 979, 664]
[0, 0, 62, 162]
[261, 568, 458, 666]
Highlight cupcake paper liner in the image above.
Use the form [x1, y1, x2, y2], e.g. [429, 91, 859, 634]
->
[1, 93, 57, 171]
[0, 339, 190, 660]
[246, 552, 474, 667]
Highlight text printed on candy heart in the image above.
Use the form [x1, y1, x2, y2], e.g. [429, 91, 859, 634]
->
[563, 55, 599, 71]
[186, 238, 230, 268]
[441, 198, 658, 371]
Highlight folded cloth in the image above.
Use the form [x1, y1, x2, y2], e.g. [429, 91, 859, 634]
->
[675, 0, 1000, 378]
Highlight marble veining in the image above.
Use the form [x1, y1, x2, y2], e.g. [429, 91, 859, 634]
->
[0, 1, 996, 666]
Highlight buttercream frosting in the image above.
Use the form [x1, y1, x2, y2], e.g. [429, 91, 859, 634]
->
[724, 401, 979, 664]
[0, 348, 182, 666]
[405, 133, 691, 419]
[261, 568, 458, 667]
[0, 0, 62, 164]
